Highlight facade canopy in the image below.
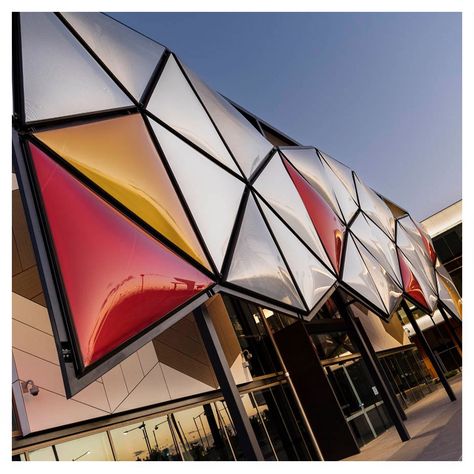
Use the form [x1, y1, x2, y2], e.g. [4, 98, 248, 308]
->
[12, 12, 462, 396]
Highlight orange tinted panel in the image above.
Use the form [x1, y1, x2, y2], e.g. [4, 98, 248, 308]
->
[35, 114, 210, 270]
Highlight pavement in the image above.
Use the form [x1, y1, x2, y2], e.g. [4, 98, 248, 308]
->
[345, 375, 462, 461]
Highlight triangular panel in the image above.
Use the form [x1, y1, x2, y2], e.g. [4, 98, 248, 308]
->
[61, 12, 166, 100]
[398, 250, 435, 311]
[280, 148, 341, 217]
[29, 143, 213, 367]
[227, 196, 304, 309]
[283, 158, 345, 274]
[354, 237, 402, 314]
[150, 120, 245, 272]
[354, 173, 395, 239]
[319, 150, 358, 202]
[350, 213, 402, 286]
[147, 55, 239, 174]
[34, 114, 210, 269]
[396, 223, 437, 293]
[436, 274, 461, 320]
[253, 153, 332, 269]
[20, 12, 132, 122]
[260, 199, 336, 311]
[341, 235, 386, 314]
[182, 61, 273, 178]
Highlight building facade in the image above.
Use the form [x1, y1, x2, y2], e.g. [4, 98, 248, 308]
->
[12, 12, 462, 461]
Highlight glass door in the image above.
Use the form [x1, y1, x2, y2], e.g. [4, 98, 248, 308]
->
[325, 359, 391, 447]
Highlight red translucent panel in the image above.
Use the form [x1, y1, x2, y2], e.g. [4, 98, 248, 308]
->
[416, 224, 437, 264]
[398, 250, 429, 310]
[283, 158, 345, 273]
[29, 143, 213, 367]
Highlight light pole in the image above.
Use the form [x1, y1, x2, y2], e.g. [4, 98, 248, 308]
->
[124, 422, 152, 458]
[153, 420, 168, 450]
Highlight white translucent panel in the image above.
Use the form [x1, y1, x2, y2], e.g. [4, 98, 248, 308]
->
[182, 61, 273, 178]
[342, 235, 386, 313]
[260, 199, 336, 310]
[319, 150, 358, 202]
[321, 161, 359, 223]
[436, 273, 461, 319]
[150, 120, 245, 272]
[355, 238, 402, 314]
[147, 55, 239, 174]
[253, 153, 331, 268]
[227, 196, 304, 309]
[280, 148, 341, 217]
[61, 12, 165, 100]
[350, 213, 402, 286]
[354, 174, 395, 239]
[20, 13, 132, 122]
[396, 224, 437, 292]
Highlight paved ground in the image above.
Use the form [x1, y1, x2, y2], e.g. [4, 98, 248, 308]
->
[346, 375, 462, 461]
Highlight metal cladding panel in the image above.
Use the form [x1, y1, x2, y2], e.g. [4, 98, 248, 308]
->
[283, 157, 345, 274]
[150, 119, 245, 272]
[19, 13, 132, 122]
[260, 199, 336, 311]
[227, 195, 305, 310]
[147, 55, 239, 174]
[29, 143, 213, 367]
[182, 60, 273, 178]
[61, 12, 165, 101]
[35, 114, 210, 270]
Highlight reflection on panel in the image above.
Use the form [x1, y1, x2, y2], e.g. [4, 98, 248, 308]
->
[260, 199, 336, 311]
[354, 237, 402, 314]
[319, 150, 358, 202]
[254, 153, 331, 268]
[354, 174, 395, 239]
[350, 213, 402, 286]
[35, 114, 209, 268]
[20, 13, 132, 122]
[283, 158, 345, 274]
[227, 195, 304, 309]
[150, 120, 245, 272]
[29, 143, 212, 366]
[147, 55, 239, 174]
[342, 235, 385, 313]
[182, 61, 273, 178]
[61, 12, 165, 100]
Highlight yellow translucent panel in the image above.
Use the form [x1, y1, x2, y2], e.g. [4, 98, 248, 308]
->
[440, 274, 462, 319]
[35, 114, 210, 270]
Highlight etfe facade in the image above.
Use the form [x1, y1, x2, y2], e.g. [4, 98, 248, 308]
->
[12, 12, 462, 461]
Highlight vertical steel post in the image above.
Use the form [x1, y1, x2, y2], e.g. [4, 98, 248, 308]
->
[402, 301, 456, 401]
[334, 292, 410, 442]
[257, 308, 324, 460]
[194, 305, 264, 460]
[438, 305, 462, 351]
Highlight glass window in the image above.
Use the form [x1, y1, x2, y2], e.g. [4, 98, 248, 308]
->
[28, 446, 56, 461]
[55, 432, 114, 461]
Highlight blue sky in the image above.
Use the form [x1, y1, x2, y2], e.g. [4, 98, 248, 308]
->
[110, 12, 461, 220]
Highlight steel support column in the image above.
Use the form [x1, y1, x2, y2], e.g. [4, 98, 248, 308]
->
[438, 305, 462, 351]
[194, 305, 264, 461]
[334, 292, 410, 442]
[402, 301, 456, 401]
[352, 316, 407, 421]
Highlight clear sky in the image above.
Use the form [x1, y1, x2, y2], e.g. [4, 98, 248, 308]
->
[109, 12, 461, 221]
